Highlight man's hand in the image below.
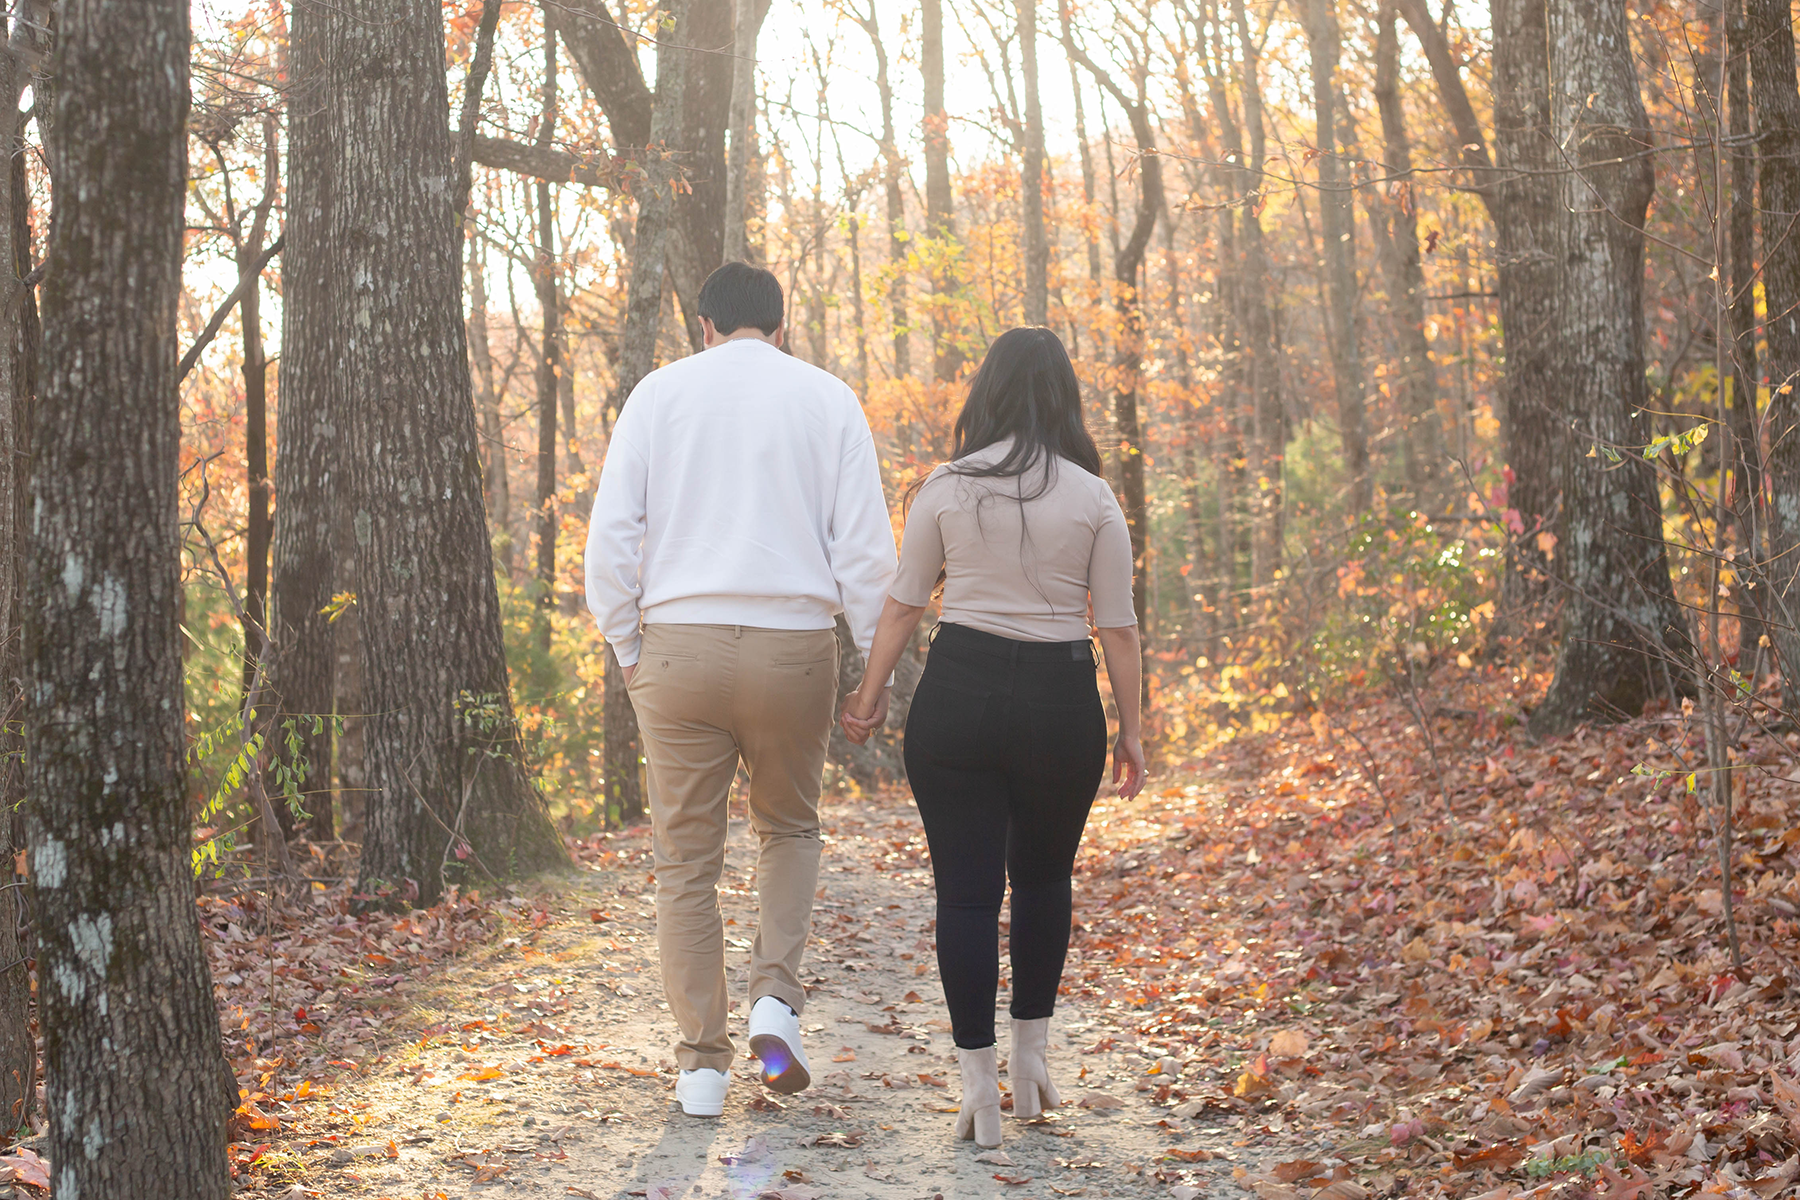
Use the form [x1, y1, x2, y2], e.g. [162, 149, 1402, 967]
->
[839, 686, 890, 745]
[623, 662, 638, 685]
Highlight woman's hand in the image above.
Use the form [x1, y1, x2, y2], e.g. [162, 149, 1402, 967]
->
[840, 686, 890, 745]
[1112, 733, 1146, 799]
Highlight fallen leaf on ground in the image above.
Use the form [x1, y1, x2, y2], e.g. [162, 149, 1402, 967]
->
[1268, 1029, 1309, 1057]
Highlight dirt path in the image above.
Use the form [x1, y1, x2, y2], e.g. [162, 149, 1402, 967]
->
[280, 790, 1297, 1200]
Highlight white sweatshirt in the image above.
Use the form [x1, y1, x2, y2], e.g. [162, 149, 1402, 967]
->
[584, 337, 897, 669]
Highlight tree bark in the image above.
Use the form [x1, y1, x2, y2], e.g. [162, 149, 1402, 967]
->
[0, 4, 39, 1136]
[1493, 0, 1692, 733]
[239, 125, 279, 708]
[31, 1, 234, 1192]
[604, 0, 698, 828]
[1296, 0, 1370, 513]
[723, 0, 772, 264]
[270, 0, 338, 842]
[534, 17, 561, 658]
[1018, 0, 1048, 326]
[1230, 0, 1284, 593]
[854, 4, 911, 381]
[469, 230, 513, 575]
[1746, 0, 1800, 710]
[1372, 1, 1441, 501]
[1725, 0, 1764, 667]
[1072, 45, 1158, 698]
[922, 0, 965, 382]
[329, 0, 567, 903]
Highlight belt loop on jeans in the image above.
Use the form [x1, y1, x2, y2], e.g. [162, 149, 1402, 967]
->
[734, 625, 742, 639]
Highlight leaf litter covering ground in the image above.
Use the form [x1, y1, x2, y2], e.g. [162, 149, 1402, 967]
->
[7, 672, 1800, 1199]
[193, 799, 1292, 1200]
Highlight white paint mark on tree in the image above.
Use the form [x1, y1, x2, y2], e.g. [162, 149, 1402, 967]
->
[69, 912, 113, 978]
[90, 574, 127, 639]
[36, 838, 66, 888]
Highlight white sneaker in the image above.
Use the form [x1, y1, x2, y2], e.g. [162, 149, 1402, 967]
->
[675, 1067, 729, 1117]
[747, 995, 812, 1094]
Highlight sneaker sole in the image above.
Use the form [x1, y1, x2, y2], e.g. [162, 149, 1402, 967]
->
[678, 1100, 724, 1117]
[748, 1033, 811, 1094]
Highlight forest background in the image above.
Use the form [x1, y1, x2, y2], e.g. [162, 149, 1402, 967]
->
[10, 0, 1800, 1194]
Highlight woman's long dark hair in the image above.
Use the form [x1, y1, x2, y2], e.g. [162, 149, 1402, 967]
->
[946, 327, 1102, 495]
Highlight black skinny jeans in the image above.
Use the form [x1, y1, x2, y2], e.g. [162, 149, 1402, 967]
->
[902, 622, 1108, 1050]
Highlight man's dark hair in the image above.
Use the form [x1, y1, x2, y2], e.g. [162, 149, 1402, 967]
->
[697, 261, 784, 336]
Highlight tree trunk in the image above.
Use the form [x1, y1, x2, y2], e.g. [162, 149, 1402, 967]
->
[1747, 0, 1800, 710]
[1493, 0, 1693, 734]
[921, 0, 964, 382]
[604, 0, 697, 829]
[668, 0, 733, 343]
[1062, 8, 1103, 306]
[271, 0, 338, 839]
[1372, 1, 1441, 502]
[534, 17, 560, 659]
[1725, 0, 1764, 667]
[31, 1, 234, 1192]
[468, 230, 514, 575]
[1296, 0, 1370, 513]
[854, 4, 911, 381]
[1072, 45, 1159, 700]
[1018, 0, 1048, 326]
[330, 0, 567, 904]
[723, 0, 772, 264]
[1228, 0, 1285, 593]
[242, 227, 273, 701]
[0, 5, 39, 1135]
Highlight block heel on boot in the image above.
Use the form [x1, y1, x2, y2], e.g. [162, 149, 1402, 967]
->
[954, 1046, 1003, 1148]
[1009, 1017, 1062, 1120]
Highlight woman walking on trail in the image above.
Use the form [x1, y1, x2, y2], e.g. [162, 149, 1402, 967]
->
[841, 327, 1146, 1149]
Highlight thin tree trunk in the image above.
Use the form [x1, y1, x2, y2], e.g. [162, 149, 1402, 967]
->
[271, 0, 338, 841]
[331, 0, 568, 903]
[1493, 0, 1693, 733]
[723, 0, 772, 264]
[606, 0, 697, 827]
[1746, 0, 1800, 711]
[847, 210, 871, 392]
[534, 16, 561, 658]
[1296, 0, 1370, 513]
[0, 3, 39, 1135]
[1071, 45, 1159, 702]
[922, 0, 965, 382]
[1373, 1, 1441, 502]
[1725, 0, 1764, 667]
[240, 124, 279, 708]
[469, 230, 514, 574]
[855, 4, 911, 381]
[1018, 0, 1048, 325]
[1222, 0, 1284, 593]
[31, 1, 234, 1192]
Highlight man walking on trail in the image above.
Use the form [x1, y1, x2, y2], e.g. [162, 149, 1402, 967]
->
[585, 262, 897, 1117]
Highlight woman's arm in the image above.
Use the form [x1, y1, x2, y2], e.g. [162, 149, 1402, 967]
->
[841, 596, 930, 744]
[1095, 624, 1145, 798]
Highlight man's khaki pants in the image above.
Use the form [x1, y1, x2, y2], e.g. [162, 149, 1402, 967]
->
[627, 623, 840, 1073]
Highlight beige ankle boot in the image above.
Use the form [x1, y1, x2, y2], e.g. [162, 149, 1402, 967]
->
[1009, 1017, 1062, 1119]
[954, 1046, 1003, 1148]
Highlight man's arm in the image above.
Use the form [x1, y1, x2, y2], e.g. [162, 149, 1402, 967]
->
[584, 412, 651, 669]
[827, 417, 898, 667]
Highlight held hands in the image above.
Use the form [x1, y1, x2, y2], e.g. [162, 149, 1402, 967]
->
[839, 685, 890, 745]
[1112, 733, 1146, 800]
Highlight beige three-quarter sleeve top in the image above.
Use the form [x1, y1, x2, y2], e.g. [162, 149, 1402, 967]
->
[889, 439, 1139, 641]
